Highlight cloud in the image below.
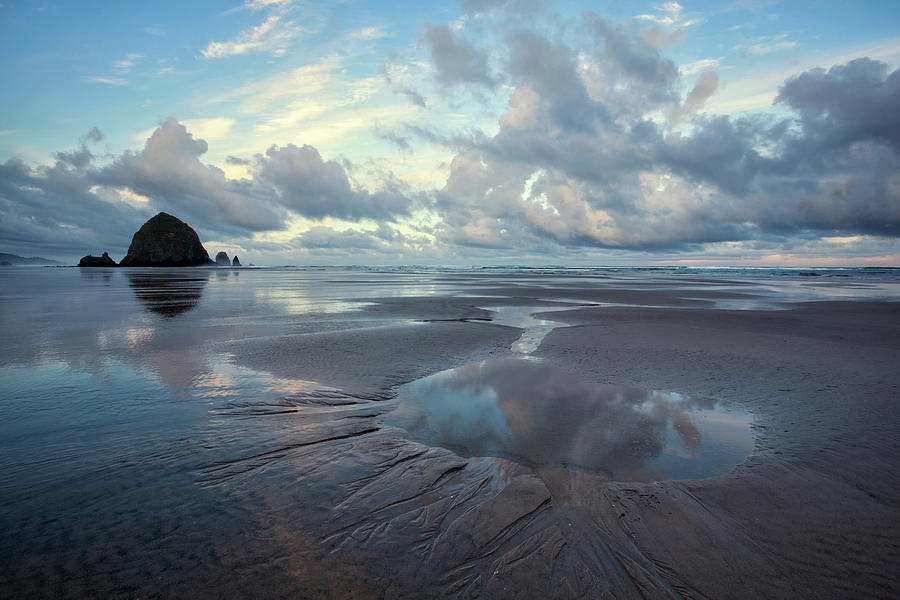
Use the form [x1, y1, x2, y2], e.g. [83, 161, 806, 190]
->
[631, 1, 699, 51]
[201, 15, 296, 58]
[97, 119, 414, 234]
[243, 0, 293, 9]
[349, 26, 387, 41]
[374, 128, 412, 151]
[133, 118, 236, 144]
[288, 223, 435, 259]
[216, 54, 342, 113]
[180, 118, 236, 141]
[634, 2, 697, 28]
[460, 0, 507, 13]
[736, 33, 797, 57]
[426, 9, 900, 252]
[674, 70, 719, 122]
[55, 127, 103, 170]
[382, 56, 429, 107]
[680, 57, 724, 76]
[639, 26, 686, 50]
[113, 53, 144, 74]
[255, 143, 414, 221]
[775, 58, 900, 154]
[0, 117, 421, 260]
[87, 54, 146, 87]
[4, 7, 899, 264]
[294, 226, 384, 249]
[423, 23, 497, 87]
[0, 134, 146, 257]
[85, 76, 126, 86]
[507, 30, 603, 131]
[97, 118, 285, 233]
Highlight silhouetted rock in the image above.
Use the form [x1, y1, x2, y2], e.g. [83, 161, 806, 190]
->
[232, 256, 241, 267]
[119, 213, 213, 267]
[78, 252, 118, 267]
[215, 251, 230, 266]
[0, 261, 11, 266]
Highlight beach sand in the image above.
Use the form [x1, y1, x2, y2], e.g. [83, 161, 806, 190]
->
[213, 285, 900, 598]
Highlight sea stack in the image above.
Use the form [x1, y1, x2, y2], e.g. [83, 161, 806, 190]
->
[78, 252, 117, 267]
[215, 251, 230, 266]
[119, 212, 213, 267]
[232, 256, 241, 267]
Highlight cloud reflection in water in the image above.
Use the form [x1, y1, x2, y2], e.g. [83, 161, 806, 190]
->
[385, 358, 753, 482]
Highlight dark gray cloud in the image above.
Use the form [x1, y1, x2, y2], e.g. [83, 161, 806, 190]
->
[776, 58, 900, 159]
[254, 144, 413, 221]
[289, 224, 433, 260]
[459, 0, 507, 12]
[0, 154, 147, 258]
[423, 24, 497, 88]
[460, 0, 547, 15]
[584, 15, 679, 106]
[54, 127, 104, 170]
[294, 226, 384, 250]
[657, 115, 770, 195]
[507, 30, 605, 131]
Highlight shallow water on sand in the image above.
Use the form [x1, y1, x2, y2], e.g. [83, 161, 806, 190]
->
[384, 357, 753, 482]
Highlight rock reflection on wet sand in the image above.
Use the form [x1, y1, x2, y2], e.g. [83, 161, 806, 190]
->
[127, 271, 209, 317]
[384, 357, 753, 482]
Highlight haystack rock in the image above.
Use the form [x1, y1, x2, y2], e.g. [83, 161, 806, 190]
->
[119, 213, 213, 267]
[78, 252, 117, 267]
[215, 251, 230, 266]
[232, 256, 241, 267]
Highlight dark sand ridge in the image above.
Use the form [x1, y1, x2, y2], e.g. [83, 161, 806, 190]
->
[213, 288, 900, 598]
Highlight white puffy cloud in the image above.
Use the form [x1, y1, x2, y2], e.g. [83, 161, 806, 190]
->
[98, 118, 285, 232]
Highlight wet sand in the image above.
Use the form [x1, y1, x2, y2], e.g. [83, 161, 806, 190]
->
[534, 301, 900, 598]
[2, 269, 899, 598]
[214, 285, 900, 598]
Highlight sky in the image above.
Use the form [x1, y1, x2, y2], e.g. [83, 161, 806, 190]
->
[1, 0, 899, 266]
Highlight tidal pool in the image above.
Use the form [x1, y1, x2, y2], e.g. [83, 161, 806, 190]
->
[385, 357, 754, 482]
